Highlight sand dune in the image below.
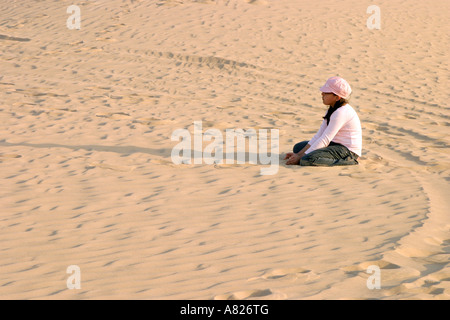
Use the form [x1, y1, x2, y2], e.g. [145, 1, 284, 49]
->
[0, 0, 449, 299]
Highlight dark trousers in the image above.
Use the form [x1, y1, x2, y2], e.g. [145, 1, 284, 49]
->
[293, 140, 359, 166]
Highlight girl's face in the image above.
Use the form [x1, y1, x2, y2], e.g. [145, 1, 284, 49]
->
[321, 92, 341, 106]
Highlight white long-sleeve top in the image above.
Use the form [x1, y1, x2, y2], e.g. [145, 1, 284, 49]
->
[304, 104, 362, 157]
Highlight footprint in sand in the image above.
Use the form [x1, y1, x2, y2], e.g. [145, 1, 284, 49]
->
[150, 158, 179, 167]
[95, 112, 131, 120]
[385, 281, 449, 296]
[342, 259, 401, 273]
[0, 154, 22, 162]
[245, 0, 269, 5]
[216, 105, 235, 110]
[338, 156, 386, 179]
[248, 267, 315, 281]
[213, 288, 277, 300]
[47, 107, 77, 113]
[343, 259, 421, 287]
[406, 265, 450, 292]
[0, 34, 31, 42]
[133, 118, 175, 126]
[268, 111, 297, 120]
[394, 245, 442, 258]
[85, 162, 135, 172]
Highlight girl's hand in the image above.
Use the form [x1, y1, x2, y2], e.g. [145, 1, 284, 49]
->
[286, 153, 301, 165]
[284, 152, 294, 160]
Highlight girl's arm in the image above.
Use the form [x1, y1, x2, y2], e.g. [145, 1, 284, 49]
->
[293, 119, 326, 157]
[286, 119, 324, 164]
[305, 110, 348, 154]
[296, 143, 310, 158]
[307, 119, 327, 149]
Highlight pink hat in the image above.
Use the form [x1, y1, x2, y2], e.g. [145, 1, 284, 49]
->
[320, 76, 352, 99]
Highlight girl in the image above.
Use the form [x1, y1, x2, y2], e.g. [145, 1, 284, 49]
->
[285, 76, 362, 166]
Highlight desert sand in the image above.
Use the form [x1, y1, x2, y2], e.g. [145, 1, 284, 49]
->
[0, 0, 449, 300]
